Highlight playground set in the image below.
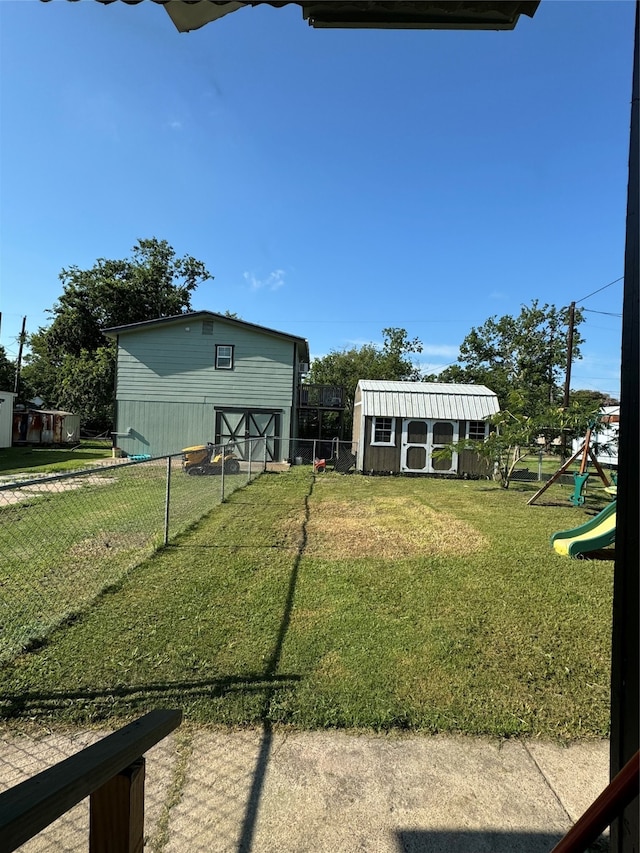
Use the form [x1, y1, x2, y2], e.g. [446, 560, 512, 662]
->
[529, 420, 618, 558]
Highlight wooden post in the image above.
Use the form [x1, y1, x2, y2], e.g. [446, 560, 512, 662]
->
[578, 427, 592, 475]
[527, 439, 587, 505]
[562, 302, 576, 408]
[610, 4, 639, 850]
[90, 758, 145, 853]
[13, 316, 26, 395]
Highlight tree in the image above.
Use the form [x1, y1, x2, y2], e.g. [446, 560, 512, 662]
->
[438, 301, 585, 418]
[308, 328, 423, 430]
[0, 346, 15, 392]
[22, 239, 212, 431]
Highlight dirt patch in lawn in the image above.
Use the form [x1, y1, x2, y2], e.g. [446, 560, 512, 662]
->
[301, 496, 487, 559]
[67, 531, 153, 561]
[0, 475, 117, 506]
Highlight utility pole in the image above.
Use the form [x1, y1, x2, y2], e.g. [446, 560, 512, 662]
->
[13, 316, 26, 395]
[563, 301, 576, 408]
[559, 302, 576, 461]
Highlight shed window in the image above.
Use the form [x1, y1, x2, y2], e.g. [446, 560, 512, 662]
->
[372, 417, 395, 445]
[215, 345, 234, 370]
[468, 420, 488, 441]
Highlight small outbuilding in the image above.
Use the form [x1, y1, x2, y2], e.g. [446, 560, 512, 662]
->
[0, 391, 17, 448]
[12, 409, 81, 446]
[352, 380, 500, 476]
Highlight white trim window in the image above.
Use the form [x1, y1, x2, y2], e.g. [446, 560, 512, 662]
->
[215, 344, 234, 370]
[372, 416, 395, 445]
[467, 420, 488, 441]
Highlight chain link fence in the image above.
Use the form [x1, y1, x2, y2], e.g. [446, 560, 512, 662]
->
[0, 438, 270, 667]
[287, 438, 358, 472]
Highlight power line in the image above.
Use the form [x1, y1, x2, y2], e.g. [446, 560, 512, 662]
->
[583, 309, 623, 317]
[576, 276, 624, 304]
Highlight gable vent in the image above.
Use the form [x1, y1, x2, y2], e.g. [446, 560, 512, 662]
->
[202, 320, 214, 335]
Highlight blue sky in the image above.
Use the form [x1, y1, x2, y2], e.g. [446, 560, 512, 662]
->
[0, 0, 635, 399]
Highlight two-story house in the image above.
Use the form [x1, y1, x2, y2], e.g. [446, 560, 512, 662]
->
[103, 312, 310, 460]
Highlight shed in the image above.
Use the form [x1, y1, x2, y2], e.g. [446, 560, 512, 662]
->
[12, 409, 81, 446]
[0, 391, 17, 448]
[353, 380, 499, 475]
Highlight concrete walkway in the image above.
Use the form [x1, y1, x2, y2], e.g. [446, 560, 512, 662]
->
[1, 726, 609, 852]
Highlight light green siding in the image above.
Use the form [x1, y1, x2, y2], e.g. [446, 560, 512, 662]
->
[116, 318, 294, 407]
[112, 317, 298, 457]
[114, 400, 212, 457]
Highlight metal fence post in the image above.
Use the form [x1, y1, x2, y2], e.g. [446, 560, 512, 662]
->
[263, 437, 267, 472]
[248, 439, 252, 483]
[164, 456, 171, 546]
[220, 444, 225, 502]
[313, 440, 317, 464]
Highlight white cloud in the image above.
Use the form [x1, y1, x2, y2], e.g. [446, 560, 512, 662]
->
[417, 360, 455, 375]
[243, 269, 286, 292]
[169, 120, 183, 130]
[421, 344, 459, 358]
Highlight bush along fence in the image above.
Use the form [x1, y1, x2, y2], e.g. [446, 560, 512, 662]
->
[0, 438, 269, 666]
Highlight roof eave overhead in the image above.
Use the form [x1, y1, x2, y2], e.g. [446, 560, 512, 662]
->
[163, 1, 540, 34]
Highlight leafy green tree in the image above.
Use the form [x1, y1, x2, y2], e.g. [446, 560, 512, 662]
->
[570, 388, 614, 408]
[22, 239, 212, 430]
[0, 346, 15, 392]
[308, 328, 423, 430]
[438, 301, 584, 417]
[438, 390, 605, 488]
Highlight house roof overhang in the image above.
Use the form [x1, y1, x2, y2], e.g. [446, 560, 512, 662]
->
[84, 0, 541, 32]
[161, 1, 540, 33]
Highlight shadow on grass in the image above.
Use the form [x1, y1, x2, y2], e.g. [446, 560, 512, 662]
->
[0, 474, 315, 852]
[577, 549, 616, 562]
[236, 472, 314, 853]
[0, 673, 301, 719]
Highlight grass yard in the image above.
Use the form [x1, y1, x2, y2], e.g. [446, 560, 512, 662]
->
[0, 441, 113, 476]
[0, 469, 613, 740]
[0, 459, 246, 663]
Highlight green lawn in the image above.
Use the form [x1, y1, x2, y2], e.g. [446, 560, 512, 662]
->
[0, 441, 113, 475]
[0, 470, 613, 739]
[0, 459, 246, 664]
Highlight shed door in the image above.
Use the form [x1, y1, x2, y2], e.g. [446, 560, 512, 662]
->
[429, 420, 458, 474]
[401, 419, 458, 473]
[215, 408, 281, 462]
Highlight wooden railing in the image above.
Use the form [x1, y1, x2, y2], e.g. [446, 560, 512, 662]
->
[0, 709, 635, 853]
[551, 749, 639, 853]
[0, 709, 182, 853]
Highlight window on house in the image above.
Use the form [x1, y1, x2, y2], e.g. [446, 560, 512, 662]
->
[202, 320, 214, 335]
[372, 417, 395, 445]
[468, 420, 487, 440]
[215, 345, 234, 370]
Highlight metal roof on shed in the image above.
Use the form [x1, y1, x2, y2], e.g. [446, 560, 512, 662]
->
[356, 380, 499, 421]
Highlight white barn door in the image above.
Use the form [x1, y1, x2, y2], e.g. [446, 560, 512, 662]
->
[401, 419, 458, 474]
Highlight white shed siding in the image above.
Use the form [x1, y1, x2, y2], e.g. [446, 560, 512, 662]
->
[0, 391, 17, 448]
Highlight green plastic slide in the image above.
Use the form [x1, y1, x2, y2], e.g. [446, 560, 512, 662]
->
[551, 500, 617, 558]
